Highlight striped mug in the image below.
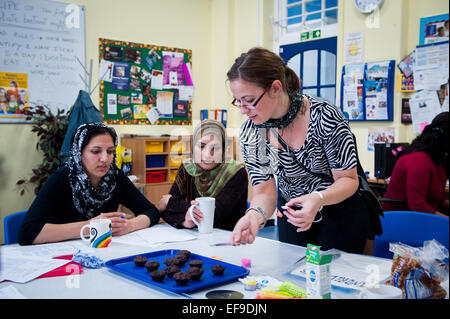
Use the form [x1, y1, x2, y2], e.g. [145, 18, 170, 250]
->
[80, 218, 112, 248]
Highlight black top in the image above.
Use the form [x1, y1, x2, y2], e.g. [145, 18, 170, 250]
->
[18, 166, 160, 245]
[161, 165, 248, 231]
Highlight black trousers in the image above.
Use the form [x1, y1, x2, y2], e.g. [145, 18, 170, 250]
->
[277, 192, 370, 254]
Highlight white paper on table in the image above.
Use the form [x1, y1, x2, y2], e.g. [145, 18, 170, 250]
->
[0, 241, 85, 259]
[136, 223, 197, 244]
[0, 256, 71, 283]
[0, 285, 27, 299]
[289, 252, 392, 290]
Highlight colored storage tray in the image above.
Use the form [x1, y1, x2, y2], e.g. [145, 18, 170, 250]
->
[146, 141, 164, 153]
[169, 154, 187, 167]
[146, 170, 167, 183]
[169, 169, 178, 182]
[170, 140, 188, 153]
[105, 249, 250, 294]
[146, 155, 165, 168]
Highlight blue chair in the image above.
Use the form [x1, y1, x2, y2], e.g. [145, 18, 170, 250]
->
[373, 211, 449, 259]
[3, 210, 27, 245]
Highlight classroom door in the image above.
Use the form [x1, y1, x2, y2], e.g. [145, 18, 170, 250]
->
[280, 37, 337, 104]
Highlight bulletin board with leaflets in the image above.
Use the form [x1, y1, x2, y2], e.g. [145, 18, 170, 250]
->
[99, 38, 193, 125]
[340, 60, 395, 121]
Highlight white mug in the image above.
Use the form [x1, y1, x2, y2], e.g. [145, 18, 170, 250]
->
[359, 284, 403, 299]
[80, 219, 112, 248]
[188, 197, 215, 234]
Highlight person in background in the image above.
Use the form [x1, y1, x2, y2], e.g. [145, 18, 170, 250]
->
[382, 111, 449, 217]
[226, 47, 370, 253]
[158, 120, 248, 231]
[18, 123, 160, 245]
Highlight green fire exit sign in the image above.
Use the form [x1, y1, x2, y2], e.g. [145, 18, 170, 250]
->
[300, 29, 322, 41]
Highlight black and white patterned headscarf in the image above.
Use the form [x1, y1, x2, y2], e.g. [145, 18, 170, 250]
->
[67, 123, 118, 219]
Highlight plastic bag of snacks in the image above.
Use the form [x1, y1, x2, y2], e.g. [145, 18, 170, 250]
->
[386, 240, 448, 299]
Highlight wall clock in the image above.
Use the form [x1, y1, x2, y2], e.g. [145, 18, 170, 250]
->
[354, 0, 384, 13]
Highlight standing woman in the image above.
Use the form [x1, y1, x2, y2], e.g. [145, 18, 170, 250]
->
[18, 123, 160, 245]
[227, 47, 370, 253]
[158, 120, 248, 231]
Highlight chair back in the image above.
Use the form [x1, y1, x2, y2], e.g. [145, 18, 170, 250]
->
[3, 210, 27, 245]
[373, 211, 449, 259]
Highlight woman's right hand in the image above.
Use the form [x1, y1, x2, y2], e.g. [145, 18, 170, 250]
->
[183, 200, 203, 228]
[230, 211, 261, 245]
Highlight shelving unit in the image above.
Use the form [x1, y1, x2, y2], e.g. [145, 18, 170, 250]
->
[120, 135, 237, 206]
[121, 136, 192, 205]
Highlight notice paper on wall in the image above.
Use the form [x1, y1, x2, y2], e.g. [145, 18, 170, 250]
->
[409, 90, 443, 134]
[414, 41, 449, 91]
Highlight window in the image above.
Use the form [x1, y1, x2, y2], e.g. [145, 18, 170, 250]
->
[274, 0, 338, 37]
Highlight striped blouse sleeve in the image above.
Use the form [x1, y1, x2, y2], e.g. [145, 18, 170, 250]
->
[321, 105, 357, 171]
[239, 119, 275, 186]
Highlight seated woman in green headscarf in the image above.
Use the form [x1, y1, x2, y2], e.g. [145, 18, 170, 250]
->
[159, 120, 248, 231]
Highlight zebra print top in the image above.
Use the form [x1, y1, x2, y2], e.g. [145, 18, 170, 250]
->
[239, 94, 357, 202]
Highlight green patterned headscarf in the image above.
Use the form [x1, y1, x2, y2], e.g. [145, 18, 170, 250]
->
[182, 120, 244, 197]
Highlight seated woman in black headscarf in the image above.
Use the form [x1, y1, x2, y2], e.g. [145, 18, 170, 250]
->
[18, 123, 160, 245]
[158, 120, 248, 231]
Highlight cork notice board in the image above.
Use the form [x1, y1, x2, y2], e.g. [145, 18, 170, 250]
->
[99, 38, 192, 125]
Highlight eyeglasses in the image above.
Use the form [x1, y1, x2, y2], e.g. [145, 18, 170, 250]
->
[231, 87, 269, 110]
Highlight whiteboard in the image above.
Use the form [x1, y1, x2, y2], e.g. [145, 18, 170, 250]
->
[0, 0, 86, 121]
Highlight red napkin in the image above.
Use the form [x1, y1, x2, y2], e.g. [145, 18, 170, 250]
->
[38, 255, 83, 278]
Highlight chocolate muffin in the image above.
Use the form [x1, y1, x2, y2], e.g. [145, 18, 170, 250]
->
[211, 264, 225, 276]
[173, 272, 191, 286]
[164, 265, 180, 278]
[164, 257, 174, 266]
[150, 270, 166, 282]
[145, 260, 160, 272]
[133, 255, 147, 267]
[188, 259, 203, 268]
[177, 250, 191, 259]
[172, 255, 187, 266]
[186, 266, 204, 280]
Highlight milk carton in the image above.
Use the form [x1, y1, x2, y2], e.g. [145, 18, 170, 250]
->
[305, 244, 332, 299]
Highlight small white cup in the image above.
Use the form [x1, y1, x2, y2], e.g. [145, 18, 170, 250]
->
[80, 219, 112, 248]
[359, 284, 403, 299]
[188, 197, 215, 234]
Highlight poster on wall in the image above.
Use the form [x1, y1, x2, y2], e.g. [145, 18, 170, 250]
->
[364, 61, 391, 121]
[341, 64, 365, 120]
[419, 13, 449, 45]
[99, 38, 193, 125]
[0, 72, 28, 122]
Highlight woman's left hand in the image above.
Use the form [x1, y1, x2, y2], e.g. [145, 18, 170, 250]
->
[98, 212, 129, 236]
[283, 193, 323, 232]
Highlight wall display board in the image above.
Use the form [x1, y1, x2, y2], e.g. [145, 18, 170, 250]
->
[0, 0, 86, 123]
[99, 38, 193, 125]
[340, 60, 394, 121]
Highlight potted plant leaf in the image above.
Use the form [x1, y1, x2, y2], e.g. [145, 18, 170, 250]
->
[16, 105, 69, 195]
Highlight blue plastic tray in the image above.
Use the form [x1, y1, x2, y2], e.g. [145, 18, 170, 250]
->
[105, 249, 249, 294]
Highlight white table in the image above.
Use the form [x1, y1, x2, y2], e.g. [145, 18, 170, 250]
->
[0, 227, 391, 299]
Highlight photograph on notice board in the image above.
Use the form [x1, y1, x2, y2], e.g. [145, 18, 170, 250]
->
[0, 72, 29, 123]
